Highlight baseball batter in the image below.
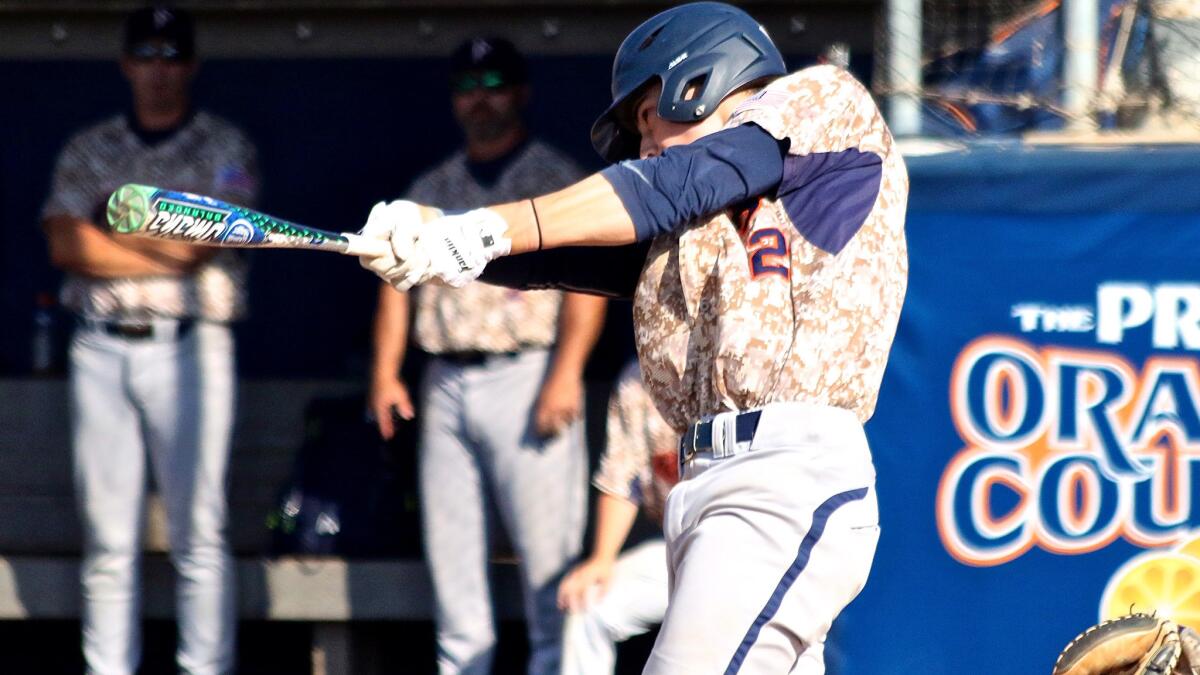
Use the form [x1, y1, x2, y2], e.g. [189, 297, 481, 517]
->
[558, 360, 679, 675]
[359, 3, 908, 672]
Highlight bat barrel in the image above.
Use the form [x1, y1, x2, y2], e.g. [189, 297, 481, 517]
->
[105, 184, 380, 258]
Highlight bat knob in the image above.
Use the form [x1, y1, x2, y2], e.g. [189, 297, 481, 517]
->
[107, 184, 153, 233]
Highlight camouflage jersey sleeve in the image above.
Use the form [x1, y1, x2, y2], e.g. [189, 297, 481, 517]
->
[730, 65, 886, 156]
[726, 65, 893, 256]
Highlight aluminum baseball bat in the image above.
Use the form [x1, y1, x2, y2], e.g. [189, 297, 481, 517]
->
[105, 183, 391, 258]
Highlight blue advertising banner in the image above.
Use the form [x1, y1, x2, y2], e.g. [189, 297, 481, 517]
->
[841, 144, 1200, 674]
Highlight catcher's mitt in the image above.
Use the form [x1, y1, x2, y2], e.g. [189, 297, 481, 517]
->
[1053, 613, 1200, 675]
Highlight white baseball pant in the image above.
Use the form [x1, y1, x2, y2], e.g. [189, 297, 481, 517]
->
[70, 320, 236, 675]
[419, 349, 587, 675]
[643, 402, 880, 675]
[561, 538, 669, 675]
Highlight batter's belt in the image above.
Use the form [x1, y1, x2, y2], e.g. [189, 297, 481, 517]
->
[680, 409, 763, 465]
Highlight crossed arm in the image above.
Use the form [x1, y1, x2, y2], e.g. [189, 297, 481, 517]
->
[43, 214, 218, 278]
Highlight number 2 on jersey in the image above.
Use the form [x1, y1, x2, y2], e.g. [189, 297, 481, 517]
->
[748, 228, 789, 279]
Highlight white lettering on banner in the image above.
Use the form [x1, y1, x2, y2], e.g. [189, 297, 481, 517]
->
[1096, 283, 1200, 349]
[1012, 284, 1200, 349]
[937, 336, 1200, 567]
[1012, 304, 1094, 333]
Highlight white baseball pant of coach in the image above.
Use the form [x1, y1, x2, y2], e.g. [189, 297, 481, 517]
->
[561, 538, 669, 675]
[644, 401, 880, 675]
[71, 319, 236, 675]
[419, 348, 587, 675]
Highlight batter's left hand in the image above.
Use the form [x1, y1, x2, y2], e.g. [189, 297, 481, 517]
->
[534, 370, 583, 437]
[417, 209, 512, 288]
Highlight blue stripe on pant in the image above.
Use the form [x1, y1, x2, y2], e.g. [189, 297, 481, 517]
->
[723, 486, 870, 675]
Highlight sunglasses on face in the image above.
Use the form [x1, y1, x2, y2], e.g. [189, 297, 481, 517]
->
[128, 43, 185, 61]
[451, 70, 509, 93]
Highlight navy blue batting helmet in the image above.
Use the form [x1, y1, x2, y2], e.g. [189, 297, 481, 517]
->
[590, 2, 787, 162]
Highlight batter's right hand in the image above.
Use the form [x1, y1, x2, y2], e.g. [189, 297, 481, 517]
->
[368, 374, 414, 440]
[557, 556, 616, 613]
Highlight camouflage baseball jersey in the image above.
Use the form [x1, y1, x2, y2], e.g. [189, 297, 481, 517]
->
[41, 111, 259, 322]
[407, 139, 584, 354]
[633, 66, 909, 432]
[593, 360, 680, 524]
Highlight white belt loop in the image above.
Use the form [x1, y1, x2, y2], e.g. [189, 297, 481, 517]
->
[709, 413, 725, 459]
[714, 411, 736, 459]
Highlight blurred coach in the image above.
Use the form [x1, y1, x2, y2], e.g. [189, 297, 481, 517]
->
[40, 6, 258, 674]
[366, 37, 606, 674]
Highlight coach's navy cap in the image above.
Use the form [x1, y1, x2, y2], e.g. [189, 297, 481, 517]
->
[124, 5, 195, 61]
[449, 37, 527, 91]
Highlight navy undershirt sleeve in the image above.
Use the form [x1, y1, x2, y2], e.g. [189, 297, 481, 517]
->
[600, 124, 787, 241]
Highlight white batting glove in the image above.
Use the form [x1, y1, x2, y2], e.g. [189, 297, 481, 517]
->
[415, 209, 512, 289]
[357, 200, 433, 289]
